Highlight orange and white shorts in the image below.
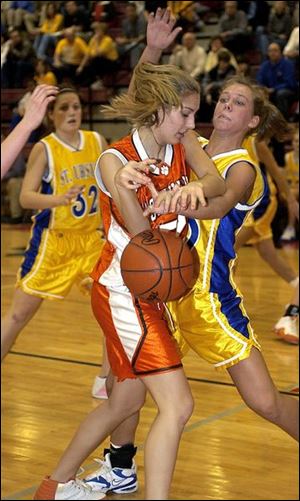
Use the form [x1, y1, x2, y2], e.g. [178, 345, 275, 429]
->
[91, 280, 182, 381]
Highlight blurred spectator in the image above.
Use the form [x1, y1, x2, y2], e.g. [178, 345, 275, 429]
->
[77, 21, 119, 89]
[283, 25, 299, 77]
[171, 2, 204, 36]
[53, 26, 88, 85]
[33, 2, 63, 63]
[92, 1, 116, 24]
[1, 1, 12, 33]
[34, 58, 57, 85]
[6, 1, 34, 31]
[218, 1, 251, 55]
[144, 1, 167, 17]
[169, 31, 206, 81]
[1, 149, 26, 224]
[267, 1, 293, 51]
[62, 1, 91, 37]
[204, 35, 238, 73]
[236, 55, 251, 77]
[201, 48, 236, 121]
[116, 2, 146, 69]
[244, 0, 270, 60]
[257, 42, 298, 119]
[1, 28, 35, 87]
[1, 33, 11, 68]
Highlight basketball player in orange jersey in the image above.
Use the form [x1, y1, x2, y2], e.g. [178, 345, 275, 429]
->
[1, 84, 59, 179]
[81, 10, 298, 497]
[1, 87, 110, 399]
[33, 14, 226, 500]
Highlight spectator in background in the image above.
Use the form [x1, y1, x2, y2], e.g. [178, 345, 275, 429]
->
[53, 26, 88, 85]
[201, 48, 236, 121]
[116, 2, 146, 69]
[33, 1, 63, 64]
[6, 0, 34, 31]
[236, 55, 251, 77]
[1, 149, 26, 225]
[283, 25, 299, 77]
[218, 1, 251, 55]
[91, 1, 116, 25]
[257, 42, 298, 119]
[1, 28, 35, 88]
[77, 21, 119, 89]
[244, 0, 270, 60]
[267, 1, 293, 51]
[171, 2, 204, 37]
[169, 31, 206, 81]
[34, 58, 57, 85]
[204, 35, 238, 74]
[62, 0, 91, 39]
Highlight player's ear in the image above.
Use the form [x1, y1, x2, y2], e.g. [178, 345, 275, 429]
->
[248, 115, 260, 130]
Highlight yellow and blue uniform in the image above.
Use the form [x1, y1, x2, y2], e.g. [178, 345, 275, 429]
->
[242, 134, 278, 244]
[284, 150, 299, 190]
[17, 130, 105, 299]
[169, 137, 266, 369]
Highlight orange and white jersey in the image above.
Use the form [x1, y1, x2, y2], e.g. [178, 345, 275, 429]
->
[91, 129, 189, 287]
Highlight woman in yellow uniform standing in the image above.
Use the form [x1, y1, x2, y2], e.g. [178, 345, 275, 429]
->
[1, 88, 109, 388]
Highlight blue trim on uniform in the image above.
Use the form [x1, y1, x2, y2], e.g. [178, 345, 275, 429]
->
[187, 218, 199, 248]
[20, 180, 52, 278]
[217, 288, 251, 338]
[252, 170, 271, 221]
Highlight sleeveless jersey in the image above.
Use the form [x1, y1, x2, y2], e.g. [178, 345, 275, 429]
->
[35, 130, 103, 232]
[242, 134, 277, 222]
[285, 150, 299, 188]
[186, 136, 266, 293]
[91, 129, 189, 287]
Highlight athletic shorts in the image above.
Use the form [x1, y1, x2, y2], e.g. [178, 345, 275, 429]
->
[243, 194, 278, 245]
[168, 285, 261, 370]
[17, 228, 104, 299]
[91, 280, 182, 381]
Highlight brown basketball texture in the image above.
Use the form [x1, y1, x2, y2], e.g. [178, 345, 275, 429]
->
[120, 229, 199, 303]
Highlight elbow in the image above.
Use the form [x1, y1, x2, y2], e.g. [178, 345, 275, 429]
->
[19, 192, 29, 209]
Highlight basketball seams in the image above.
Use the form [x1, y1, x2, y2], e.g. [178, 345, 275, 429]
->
[159, 230, 172, 301]
[120, 229, 198, 302]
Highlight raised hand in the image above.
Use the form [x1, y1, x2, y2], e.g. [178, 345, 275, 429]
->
[22, 84, 59, 131]
[147, 7, 182, 52]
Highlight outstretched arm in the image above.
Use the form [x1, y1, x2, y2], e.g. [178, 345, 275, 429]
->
[128, 7, 182, 94]
[1, 85, 58, 179]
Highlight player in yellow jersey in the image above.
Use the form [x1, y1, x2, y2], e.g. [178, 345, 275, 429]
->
[280, 127, 299, 241]
[235, 132, 299, 344]
[1, 87, 110, 396]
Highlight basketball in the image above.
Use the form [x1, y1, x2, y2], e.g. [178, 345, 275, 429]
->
[120, 229, 199, 303]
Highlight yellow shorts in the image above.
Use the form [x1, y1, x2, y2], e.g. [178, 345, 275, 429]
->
[244, 194, 277, 245]
[168, 285, 261, 370]
[17, 228, 105, 299]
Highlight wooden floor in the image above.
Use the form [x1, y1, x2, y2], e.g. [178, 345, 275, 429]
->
[1, 225, 299, 501]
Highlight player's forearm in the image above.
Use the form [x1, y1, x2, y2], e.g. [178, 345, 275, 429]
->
[1, 121, 32, 178]
[117, 186, 151, 236]
[20, 191, 64, 210]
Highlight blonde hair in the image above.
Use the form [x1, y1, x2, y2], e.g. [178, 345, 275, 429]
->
[221, 76, 290, 141]
[101, 62, 200, 128]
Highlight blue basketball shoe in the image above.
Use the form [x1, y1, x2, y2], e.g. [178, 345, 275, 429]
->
[84, 453, 138, 494]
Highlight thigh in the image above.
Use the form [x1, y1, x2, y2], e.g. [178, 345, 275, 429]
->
[172, 288, 261, 370]
[91, 281, 182, 382]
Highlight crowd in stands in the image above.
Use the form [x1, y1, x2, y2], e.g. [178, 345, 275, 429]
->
[1, 1, 299, 235]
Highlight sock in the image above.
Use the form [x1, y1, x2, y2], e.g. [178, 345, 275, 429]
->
[284, 304, 299, 317]
[289, 276, 299, 288]
[108, 442, 137, 469]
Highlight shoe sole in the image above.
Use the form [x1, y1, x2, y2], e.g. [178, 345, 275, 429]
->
[275, 329, 299, 345]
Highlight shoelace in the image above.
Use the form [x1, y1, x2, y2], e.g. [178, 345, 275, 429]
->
[71, 479, 93, 493]
[89, 458, 112, 479]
